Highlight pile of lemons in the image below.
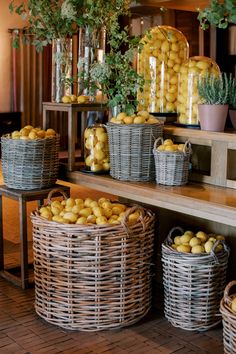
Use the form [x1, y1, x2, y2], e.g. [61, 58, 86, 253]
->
[110, 111, 160, 125]
[156, 138, 185, 152]
[170, 229, 225, 254]
[39, 197, 141, 226]
[10, 125, 57, 140]
[61, 94, 90, 104]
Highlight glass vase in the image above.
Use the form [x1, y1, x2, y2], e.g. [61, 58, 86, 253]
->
[77, 26, 106, 101]
[51, 37, 73, 103]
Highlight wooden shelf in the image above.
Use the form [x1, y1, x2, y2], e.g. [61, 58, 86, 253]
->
[64, 170, 236, 227]
[164, 126, 236, 189]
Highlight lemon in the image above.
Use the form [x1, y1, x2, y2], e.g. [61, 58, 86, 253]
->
[62, 95, 71, 103]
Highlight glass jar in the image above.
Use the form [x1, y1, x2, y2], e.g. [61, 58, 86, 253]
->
[177, 56, 220, 125]
[84, 123, 110, 173]
[137, 25, 189, 113]
[77, 25, 106, 101]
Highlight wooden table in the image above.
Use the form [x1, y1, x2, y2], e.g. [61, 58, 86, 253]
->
[0, 184, 70, 289]
[42, 102, 107, 171]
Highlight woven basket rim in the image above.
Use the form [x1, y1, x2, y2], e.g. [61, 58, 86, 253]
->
[106, 122, 163, 127]
[1, 133, 60, 141]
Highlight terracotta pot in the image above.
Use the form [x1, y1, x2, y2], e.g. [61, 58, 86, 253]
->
[198, 104, 229, 132]
[229, 109, 236, 129]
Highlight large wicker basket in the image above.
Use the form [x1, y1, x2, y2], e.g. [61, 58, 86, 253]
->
[220, 281, 236, 353]
[31, 189, 156, 331]
[106, 122, 163, 181]
[162, 226, 230, 331]
[153, 138, 192, 186]
[1, 134, 60, 190]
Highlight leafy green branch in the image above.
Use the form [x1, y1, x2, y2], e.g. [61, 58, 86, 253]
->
[198, 0, 236, 30]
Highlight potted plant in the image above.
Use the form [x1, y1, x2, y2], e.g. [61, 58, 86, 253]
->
[197, 73, 234, 131]
[198, 0, 236, 30]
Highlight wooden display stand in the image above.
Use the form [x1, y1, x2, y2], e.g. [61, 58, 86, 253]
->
[0, 184, 70, 289]
[164, 126, 236, 189]
[42, 102, 107, 171]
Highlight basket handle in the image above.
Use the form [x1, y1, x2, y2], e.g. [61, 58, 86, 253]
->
[122, 205, 147, 231]
[210, 239, 230, 263]
[223, 280, 236, 307]
[153, 137, 164, 150]
[166, 226, 184, 245]
[183, 140, 192, 154]
[47, 188, 68, 205]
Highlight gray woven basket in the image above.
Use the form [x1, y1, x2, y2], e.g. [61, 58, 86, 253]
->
[1, 134, 60, 190]
[220, 281, 236, 354]
[153, 138, 191, 186]
[31, 189, 156, 331]
[106, 122, 163, 181]
[162, 226, 230, 331]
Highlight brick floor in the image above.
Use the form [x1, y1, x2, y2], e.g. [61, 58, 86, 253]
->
[0, 277, 224, 354]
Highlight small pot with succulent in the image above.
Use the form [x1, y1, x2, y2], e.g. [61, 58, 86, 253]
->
[197, 73, 234, 131]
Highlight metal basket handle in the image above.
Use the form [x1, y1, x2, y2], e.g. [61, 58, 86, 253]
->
[153, 137, 164, 150]
[166, 226, 184, 245]
[47, 188, 68, 205]
[223, 280, 236, 307]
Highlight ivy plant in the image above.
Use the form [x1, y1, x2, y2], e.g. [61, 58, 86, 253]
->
[198, 0, 236, 30]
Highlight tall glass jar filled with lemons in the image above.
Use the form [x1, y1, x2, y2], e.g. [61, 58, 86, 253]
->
[177, 56, 220, 126]
[137, 26, 189, 114]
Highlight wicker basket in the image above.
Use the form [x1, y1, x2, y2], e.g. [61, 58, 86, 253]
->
[220, 281, 236, 353]
[153, 138, 191, 186]
[31, 189, 156, 331]
[162, 226, 230, 331]
[1, 134, 60, 190]
[106, 122, 163, 181]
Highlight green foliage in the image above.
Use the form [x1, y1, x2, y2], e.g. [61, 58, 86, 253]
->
[198, 73, 235, 105]
[228, 75, 236, 109]
[198, 0, 236, 30]
[9, 0, 132, 51]
[89, 20, 144, 114]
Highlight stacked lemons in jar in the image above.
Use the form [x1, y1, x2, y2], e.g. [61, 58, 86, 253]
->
[137, 25, 188, 113]
[84, 125, 110, 173]
[39, 197, 141, 225]
[171, 229, 225, 254]
[177, 56, 220, 125]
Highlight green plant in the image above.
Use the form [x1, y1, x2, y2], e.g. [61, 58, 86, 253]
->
[228, 75, 236, 109]
[198, 0, 236, 30]
[89, 19, 144, 115]
[9, 0, 131, 52]
[198, 73, 234, 105]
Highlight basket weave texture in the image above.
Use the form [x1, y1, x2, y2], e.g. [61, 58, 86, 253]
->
[220, 281, 236, 353]
[153, 138, 191, 186]
[162, 226, 230, 331]
[106, 122, 163, 181]
[31, 190, 156, 331]
[1, 134, 60, 190]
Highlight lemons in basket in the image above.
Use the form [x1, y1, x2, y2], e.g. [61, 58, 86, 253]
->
[110, 111, 160, 125]
[170, 229, 226, 254]
[11, 125, 57, 140]
[156, 139, 185, 152]
[39, 197, 142, 226]
[231, 297, 236, 313]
